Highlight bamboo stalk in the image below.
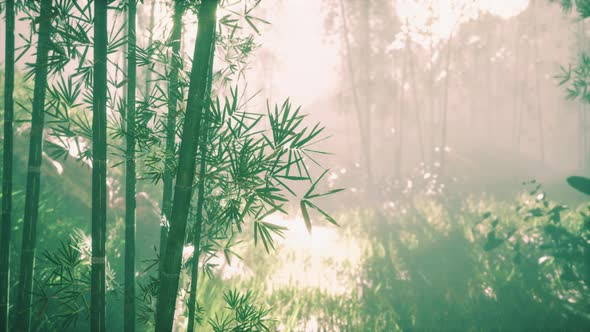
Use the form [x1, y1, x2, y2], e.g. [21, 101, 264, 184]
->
[155, 1, 218, 330]
[439, 34, 453, 174]
[532, 0, 546, 164]
[124, 0, 137, 330]
[407, 42, 425, 163]
[187, 45, 215, 332]
[339, 0, 372, 190]
[0, 1, 15, 330]
[159, 0, 186, 271]
[91, 0, 108, 330]
[394, 37, 409, 179]
[14, 1, 53, 330]
[144, 0, 156, 99]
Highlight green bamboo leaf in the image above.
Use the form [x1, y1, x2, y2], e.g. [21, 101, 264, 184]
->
[304, 200, 339, 226]
[306, 188, 345, 199]
[300, 200, 312, 234]
[304, 169, 330, 199]
[566, 176, 590, 195]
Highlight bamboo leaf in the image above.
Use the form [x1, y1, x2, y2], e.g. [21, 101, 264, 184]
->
[300, 200, 312, 234]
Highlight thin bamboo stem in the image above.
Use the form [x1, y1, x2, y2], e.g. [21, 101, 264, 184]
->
[124, 0, 137, 330]
[91, 0, 108, 330]
[0, 1, 15, 330]
[14, 1, 53, 330]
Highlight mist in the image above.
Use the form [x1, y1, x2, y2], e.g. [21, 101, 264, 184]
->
[1, 0, 589, 331]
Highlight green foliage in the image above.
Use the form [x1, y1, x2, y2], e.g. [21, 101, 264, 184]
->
[551, 0, 590, 18]
[33, 232, 118, 331]
[209, 289, 274, 332]
[223, 189, 590, 331]
[567, 175, 590, 195]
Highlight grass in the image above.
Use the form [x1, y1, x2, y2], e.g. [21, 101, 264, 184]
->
[191, 189, 590, 331]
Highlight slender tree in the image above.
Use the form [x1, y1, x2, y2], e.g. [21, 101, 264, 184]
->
[427, 37, 435, 163]
[439, 34, 453, 174]
[125, 0, 137, 331]
[393, 39, 408, 179]
[187, 50, 215, 332]
[92, 0, 108, 330]
[144, 0, 156, 98]
[511, 22, 521, 152]
[155, 1, 218, 330]
[0, 1, 15, 331]
[14, 1, 54, 330]
[407, 42, 425, 163]
[159, 0, 186, 271]
[339, 0, 371, 188]
[360, 0, 373, 189]
[532, 0, 546, 163]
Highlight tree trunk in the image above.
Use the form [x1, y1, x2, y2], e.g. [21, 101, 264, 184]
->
[428, 40, 435, 163]
[186, 50, 214, 332]
[532, 0, 545, 164]
[154, 1, 218, 331]
[0, 1, 15, 330]
[125, 0, 137, 331]
[407, 43, 425, 163]
[360, 0, 373, 189]
[339, 0, 372, 191]
[144, 0, 156, 98]
[394, 39, 408, 179]
[92, 0, 108, 330]
[159, 0, 185, 271]
[440, 34, 453, 174]
[512, 24, 520, 152]
[14, 1, 53, 330]
[185, 129, 207, 330]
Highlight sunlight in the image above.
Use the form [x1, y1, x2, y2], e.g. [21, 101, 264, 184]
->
[151, 1, 339, 108]
[264, 213, 362, 296]
[396, 0, 529, 47]
[256, 2, 340, 106]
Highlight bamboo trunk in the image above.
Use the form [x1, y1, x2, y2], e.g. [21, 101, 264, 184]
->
[407, 43, 425, 163]
[125, 0, 137, 331]
[428, 40, 435, 163]
[339, 0, 372, 191]
[439, 34, 453, 174]
[144, 0, 156, 99]
[187, 41, 215, 332]
[155, 1, 218, 330]
[512, 25, 520, 151]
[0, 1, 15, 330]
[186, 107, 211, 332]
[532, 0, 546, 164]
[361, 0, 373, 189]
[159, 0, 185, 270]
[92, 0, 108, 330]
[394, 39, 409, 179]
[14, 1, 53, 330]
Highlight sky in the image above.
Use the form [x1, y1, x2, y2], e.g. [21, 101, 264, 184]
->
[257, 0, 531, 107]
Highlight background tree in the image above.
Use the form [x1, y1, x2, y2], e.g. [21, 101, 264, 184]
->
[91, 0, 108, 330]
[125, 0, 137, 330]
[0, 1, 15, 331]
[159, 0, 186, 273]
[155, 1, 219, 330]
[14, 1, 54, 330]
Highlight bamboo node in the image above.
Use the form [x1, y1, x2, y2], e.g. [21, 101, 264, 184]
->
[175, 184, 194, 190]
[160, 271, 180, 278]
[27, 166, 41, 173]
[91, 257, 107, 264]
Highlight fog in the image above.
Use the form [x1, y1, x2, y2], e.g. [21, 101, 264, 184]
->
[247, 0, 585, 203]
[1, 0, 590, 331]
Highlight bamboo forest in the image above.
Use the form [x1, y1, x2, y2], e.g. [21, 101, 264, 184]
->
[2, 0, 590, 331]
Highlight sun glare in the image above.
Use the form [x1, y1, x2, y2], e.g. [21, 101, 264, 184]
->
[257, 2, 340, 107]
[396, 0, 530, 47]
